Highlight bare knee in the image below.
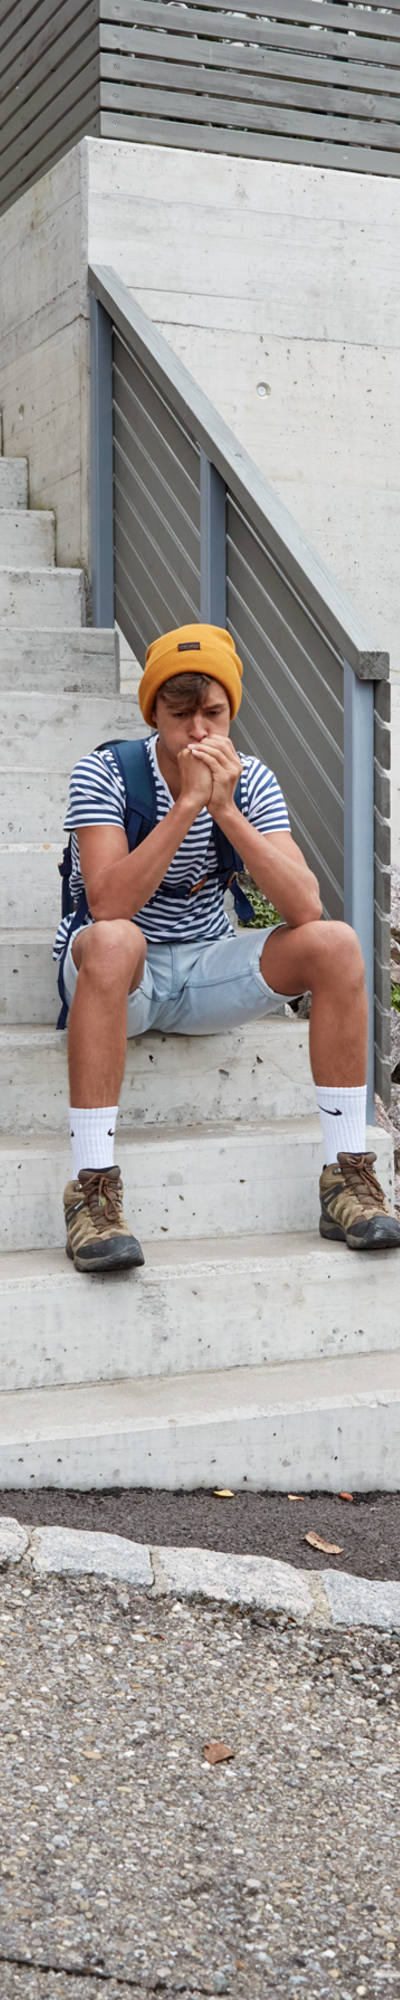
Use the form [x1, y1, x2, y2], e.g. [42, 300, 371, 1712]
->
[306, 920, 365, 990]
[73, 920, 146, 992]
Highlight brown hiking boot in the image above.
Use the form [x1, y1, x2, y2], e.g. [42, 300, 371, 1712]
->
[319, 1151, 400, 1251]
[63, 1166, 145, 1272]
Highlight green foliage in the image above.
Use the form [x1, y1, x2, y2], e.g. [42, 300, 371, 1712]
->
[392, 982, 400, 1015]
[237, 882, 280, 930]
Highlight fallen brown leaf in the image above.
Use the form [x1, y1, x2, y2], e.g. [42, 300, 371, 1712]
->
[287, 1493, 305, 1502]
[304, 1532, 344, 1555]
[213, 1488, 235, 1498]
[339, 1491, 354, 1502]
[203, 1741, 234, 1765]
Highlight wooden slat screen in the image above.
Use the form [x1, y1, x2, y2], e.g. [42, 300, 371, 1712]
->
[1, 0, 400, 212]
[97, 0, 400, 175]
[0, 0, 101, 215]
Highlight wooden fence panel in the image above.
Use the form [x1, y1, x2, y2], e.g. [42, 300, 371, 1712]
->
[1, 0, 400, 211]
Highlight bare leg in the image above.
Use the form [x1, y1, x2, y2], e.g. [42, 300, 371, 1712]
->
[67, 920, 147, 1108]
[260, 920, 368, 1086]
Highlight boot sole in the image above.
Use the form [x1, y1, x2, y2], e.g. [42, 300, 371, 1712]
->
[319, 1216, 400, 1251]
[66, 1239, 145, 1273]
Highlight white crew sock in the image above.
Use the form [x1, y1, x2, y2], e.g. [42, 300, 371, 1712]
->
[315, 1084, 367, 1166]
[69, 1106, 118, 1178]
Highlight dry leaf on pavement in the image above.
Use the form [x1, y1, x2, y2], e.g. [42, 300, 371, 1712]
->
[203, 1741, 234, 1765]
[304, 1532, 344, 1555]
[339, 1491, 354, 1502]
[287, 1493, 305, 1501]
[213, 1488, 235, 1498]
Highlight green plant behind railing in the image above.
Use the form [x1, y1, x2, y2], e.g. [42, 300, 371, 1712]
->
[392, 983, 400, 1015]
[237, 881, 281, 930]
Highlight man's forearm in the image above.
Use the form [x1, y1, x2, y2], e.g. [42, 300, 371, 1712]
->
[218, 804, 322, 927]
[87, 797, 197, 921]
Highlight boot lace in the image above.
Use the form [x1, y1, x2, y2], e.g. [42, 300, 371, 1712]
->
[82, 1170, 122, 1233]
[341, 1154, 387, 1214]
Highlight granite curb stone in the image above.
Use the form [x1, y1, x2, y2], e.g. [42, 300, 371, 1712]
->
[150, 1543, 316, 1618]
[320, 1565, 400, 1629]
[0, 1516, 399, 1626]
[29, 1524, 153, 1587]
[0, 1515, 29, 1565]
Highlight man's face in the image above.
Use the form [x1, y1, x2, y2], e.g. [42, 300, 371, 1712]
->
[153, 677, 231, 760]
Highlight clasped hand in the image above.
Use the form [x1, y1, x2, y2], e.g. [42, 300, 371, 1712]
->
[178, 736, 242, 820]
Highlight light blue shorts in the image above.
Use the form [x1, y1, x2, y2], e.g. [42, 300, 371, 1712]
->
[62, 924, 296, 1037]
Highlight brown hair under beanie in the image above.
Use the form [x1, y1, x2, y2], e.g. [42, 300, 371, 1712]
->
[138, 624, 243, 724]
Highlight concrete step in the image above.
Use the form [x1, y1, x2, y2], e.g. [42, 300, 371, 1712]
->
[0, 461, 28, 509]
[0, 692, 144, 767]
[0, 628, 119, 692]
[0, 511, 55, 566]
[0, 1234, 398, 1395]
[0, 1122, 392, 1255]
[0, 1348, 398, 1491]
[2, 850, 60, 929]
[1, 757, 153, 839]
[0, 568, 86, 626]
[1, 930, 67, 1024]
[0, 1020, 316, 1134]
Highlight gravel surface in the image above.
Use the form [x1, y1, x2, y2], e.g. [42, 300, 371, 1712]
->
[1, 1490, 400, 1581]
[0, 1571, 399, 1999]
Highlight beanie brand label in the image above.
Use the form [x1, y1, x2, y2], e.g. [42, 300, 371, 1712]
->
[177, 641, 201, 652]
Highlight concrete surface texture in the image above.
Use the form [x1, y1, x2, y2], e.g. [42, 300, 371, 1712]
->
[0, 443, 399, 1491]
[0, 139, 399, 678]
[0, 1566, 398, 1998]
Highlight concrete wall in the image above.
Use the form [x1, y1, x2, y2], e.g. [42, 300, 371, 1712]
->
[0, 146, 90, 570]
[0, 135, 399, 677]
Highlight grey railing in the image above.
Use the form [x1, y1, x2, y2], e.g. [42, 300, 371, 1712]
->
[1, 0, 400, 214]
[89, 262, 391, 1113]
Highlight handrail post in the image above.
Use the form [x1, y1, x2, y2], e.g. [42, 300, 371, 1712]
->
[200, 452, 226, 624]
[90, 291, 114, 626]
[343, 663, 375, 1121]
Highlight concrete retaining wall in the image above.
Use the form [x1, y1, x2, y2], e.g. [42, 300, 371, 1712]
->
[0, 136, 399, 683]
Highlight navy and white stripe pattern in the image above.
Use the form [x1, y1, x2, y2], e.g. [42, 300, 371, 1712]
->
[53, 733, 290, 959]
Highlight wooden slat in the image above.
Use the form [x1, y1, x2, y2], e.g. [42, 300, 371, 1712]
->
[0, 37, 99, 153]
[100, 53, 400, 119]
[101, 0, 400, 40]
[0, 58, 100, 176]
[101, 80, 400, 147]
[101, 24, 400, 96]
[0, 0, 85, 66]
[100, 4, 400, 67]
[0, 0, 99, 102]
[0, 94, 100, 214]
[99, 105, 400, 171]
[0, 0, 41, 60]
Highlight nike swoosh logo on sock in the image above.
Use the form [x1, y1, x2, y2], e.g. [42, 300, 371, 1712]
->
[318, 1106, 342, 1116]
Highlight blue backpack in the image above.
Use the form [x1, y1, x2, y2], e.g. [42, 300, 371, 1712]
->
[56, 736, 254, 1028]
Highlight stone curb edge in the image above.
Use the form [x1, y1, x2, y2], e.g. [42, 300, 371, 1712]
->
[1, 1516, 400, 1631]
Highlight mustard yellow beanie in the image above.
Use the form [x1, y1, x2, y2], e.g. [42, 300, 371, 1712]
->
[138, 623, 243, 724]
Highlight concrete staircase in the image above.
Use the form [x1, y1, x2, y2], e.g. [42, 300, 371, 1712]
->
[1, 440, 399, 1491]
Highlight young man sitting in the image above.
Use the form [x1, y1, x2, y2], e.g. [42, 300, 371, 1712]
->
[54, 622, 400, 1271]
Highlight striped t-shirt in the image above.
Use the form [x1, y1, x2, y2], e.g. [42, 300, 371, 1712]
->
[53, 732, 290, 959]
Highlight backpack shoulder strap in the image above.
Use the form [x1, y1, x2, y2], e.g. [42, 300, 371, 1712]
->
[96, 737, 157, 847]
[213, 771, 255, 925]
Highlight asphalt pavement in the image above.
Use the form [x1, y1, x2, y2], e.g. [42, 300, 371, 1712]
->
[0, 1568, 399, 2000]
